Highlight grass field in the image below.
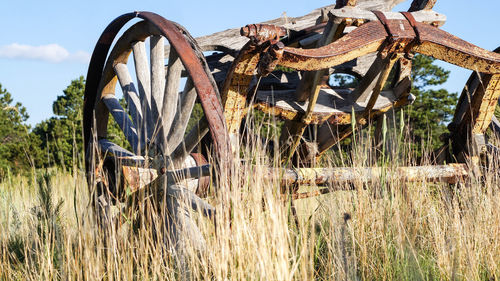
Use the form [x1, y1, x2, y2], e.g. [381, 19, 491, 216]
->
[0, 120, 499, 280]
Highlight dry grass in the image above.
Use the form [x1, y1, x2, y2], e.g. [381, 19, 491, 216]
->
[1, 120, 499, 280]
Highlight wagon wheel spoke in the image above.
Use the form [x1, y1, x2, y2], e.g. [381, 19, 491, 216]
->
[167, 77, 197, 151]
[132, 40, 155, 138]
[101, 94, 141, 154]
[114, 63, 147, 145]
[150, 35, 166, 110]
[169, 118, 209, 169]
[150, 35, 166, 146]
[159, 47, 183, 153]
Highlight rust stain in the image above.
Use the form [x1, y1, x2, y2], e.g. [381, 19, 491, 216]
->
[122, 165, 158, 193]
[240, 24, 287, 44]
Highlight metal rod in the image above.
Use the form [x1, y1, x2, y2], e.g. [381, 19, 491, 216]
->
[166, 164, 211, 183]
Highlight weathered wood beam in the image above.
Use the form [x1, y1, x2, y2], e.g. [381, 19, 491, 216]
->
[282, 13, 352, 163]
[361, 54, 399, 116]
[408, 0, 436, 12]
[272, 164, 468, 186]
[316, 77, 413, 154]
[352, 55, 387, 102]
[328, 8, 445, 26]
[295, 14, 350, 102]
[184, 0, 406, 53]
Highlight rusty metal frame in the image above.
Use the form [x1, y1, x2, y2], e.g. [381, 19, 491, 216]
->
[278, 21, 500, 73]
[447, 47, 500, 162]
[220, 8, 500, 160]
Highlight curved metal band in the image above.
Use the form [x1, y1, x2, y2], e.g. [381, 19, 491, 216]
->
[279, 21, 387, 71]
[278, 19, 500, 74]
[401, 11, 421, 43]
[372, 10, 395, 38]
[83, 11, 230, 175]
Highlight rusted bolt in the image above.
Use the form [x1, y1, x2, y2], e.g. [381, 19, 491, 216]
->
[240, 24, 287, 44]
[405, 52, 415, 60]
[258, 41, 284, 76]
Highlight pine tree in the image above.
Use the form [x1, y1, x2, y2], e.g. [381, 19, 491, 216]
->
[33, 77, 85, 170]
[0, 84, 42, 178]
[407, 54, 458, 149]
[33, 76, 128, 170]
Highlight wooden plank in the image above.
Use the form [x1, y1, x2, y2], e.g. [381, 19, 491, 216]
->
[408, 0, 436, 12]
[161, 47, 183, 153]
[255, 87, 398, 124]
[328, 8, 446, 26]
[184, 1, 405, 53]
[352, 55, 386, 102]
[333, 52, 378, 78]
[451, 72, 480, 127]
[273, 164, 468, 186]
[361, 54, 399, 116]
[315, 78, 413, 154]
[282, 15, 350, 162]
[295, 20, 343, 102]
[101, 94, 141, 154]
[167, 78, 197, 150]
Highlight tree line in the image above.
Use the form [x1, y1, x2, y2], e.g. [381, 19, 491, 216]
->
[0, 54, 459, 179]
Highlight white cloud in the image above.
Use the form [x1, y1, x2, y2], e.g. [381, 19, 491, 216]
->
[0, 43, 90, 63]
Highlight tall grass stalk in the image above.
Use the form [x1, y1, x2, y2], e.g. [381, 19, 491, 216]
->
[0, 115, 499, 280]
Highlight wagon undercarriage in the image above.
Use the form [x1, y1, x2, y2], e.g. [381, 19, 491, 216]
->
[83, 0, 500, 230]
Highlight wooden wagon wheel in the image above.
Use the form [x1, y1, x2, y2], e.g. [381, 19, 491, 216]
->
[83, 12, 231, 224]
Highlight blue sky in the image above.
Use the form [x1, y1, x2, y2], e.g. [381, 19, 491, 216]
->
[0, 0, 498, 126]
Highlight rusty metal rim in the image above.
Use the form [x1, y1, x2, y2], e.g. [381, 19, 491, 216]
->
[83, 11, 231, 178]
